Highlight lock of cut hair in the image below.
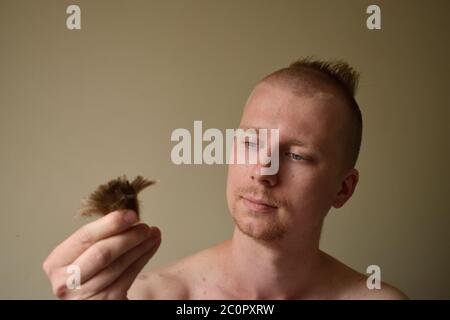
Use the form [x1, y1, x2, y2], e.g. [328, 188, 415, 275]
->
[79, 175, 156, 218]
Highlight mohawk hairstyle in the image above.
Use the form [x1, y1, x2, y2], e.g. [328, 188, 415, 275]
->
[290, 57, 359, 96]
[79, 175, 156, 218]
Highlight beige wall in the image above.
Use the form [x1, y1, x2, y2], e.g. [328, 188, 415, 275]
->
[0, 0, 449, 299]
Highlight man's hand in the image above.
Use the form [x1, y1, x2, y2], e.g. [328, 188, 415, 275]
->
[42, 210, 161, 299]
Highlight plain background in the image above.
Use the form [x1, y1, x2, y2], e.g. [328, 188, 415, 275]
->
[0, 0, 449, 299]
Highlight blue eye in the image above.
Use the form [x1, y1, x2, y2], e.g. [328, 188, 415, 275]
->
[286, 152, 303, 161]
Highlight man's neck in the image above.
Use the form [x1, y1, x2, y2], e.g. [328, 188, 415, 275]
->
[221, 226, 324, 299]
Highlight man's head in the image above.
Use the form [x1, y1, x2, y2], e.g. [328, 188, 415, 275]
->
[226, 57, 362, 242]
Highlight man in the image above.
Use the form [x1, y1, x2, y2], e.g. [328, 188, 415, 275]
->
[43, 58, 408, 299]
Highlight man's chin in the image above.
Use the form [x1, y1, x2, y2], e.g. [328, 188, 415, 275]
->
[232, 214, 285, 241]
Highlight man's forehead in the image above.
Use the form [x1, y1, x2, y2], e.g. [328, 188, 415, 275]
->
[244, 80, 347, 123]
[238, 123, 325, 156]
[242, 96, 335, 135]
[246, 81, 337, 106]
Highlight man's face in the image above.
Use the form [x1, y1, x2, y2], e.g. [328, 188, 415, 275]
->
[226, 81, 349, 241]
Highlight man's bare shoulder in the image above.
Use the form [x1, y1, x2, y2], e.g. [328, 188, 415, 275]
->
[320, 252, 409, 300]
[127, 243, 223, 300]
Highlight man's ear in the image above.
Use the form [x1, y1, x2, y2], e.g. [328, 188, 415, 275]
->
[332, 168, 359, 208]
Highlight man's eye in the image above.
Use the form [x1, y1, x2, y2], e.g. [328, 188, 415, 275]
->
[285, 152, 304, 161]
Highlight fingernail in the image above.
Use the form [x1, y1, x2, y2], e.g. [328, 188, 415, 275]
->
[123, 210, 137, 224]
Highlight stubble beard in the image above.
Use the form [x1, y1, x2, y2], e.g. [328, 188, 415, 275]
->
[231, 199, 287, 241]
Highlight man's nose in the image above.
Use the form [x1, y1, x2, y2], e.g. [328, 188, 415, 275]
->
[250, 160, 278, 187]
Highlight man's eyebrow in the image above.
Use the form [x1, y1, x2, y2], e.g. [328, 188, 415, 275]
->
[287, 139, 309, 148]
[238, 125, 259, 130]
[239, 125, 317, 151]
[238, 125, 275, 132]
[285, 139, 321, 156]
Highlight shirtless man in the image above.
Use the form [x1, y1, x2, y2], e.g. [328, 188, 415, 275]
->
[43, 58, 408, 300]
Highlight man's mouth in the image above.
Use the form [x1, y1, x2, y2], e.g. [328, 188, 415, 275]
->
[241, 195, 278, 213]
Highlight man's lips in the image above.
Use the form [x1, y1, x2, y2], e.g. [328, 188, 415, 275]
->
[241, 195, 277, 212]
